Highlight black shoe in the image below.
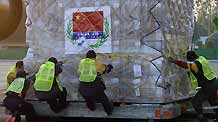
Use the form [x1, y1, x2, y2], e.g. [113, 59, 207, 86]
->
[106, 101, 114, 116]
[106, 109, 112, 116]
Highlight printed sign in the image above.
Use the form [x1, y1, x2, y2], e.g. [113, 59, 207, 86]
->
[65, 6, 112, 54]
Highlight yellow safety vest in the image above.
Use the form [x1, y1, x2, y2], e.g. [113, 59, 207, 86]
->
[78, 58, 97, 82]
[56, 76, 63, 92]
[6, 78, 25, 94]
[188, 71, 198, 90]
[6, 66, 16, 88]
[34, 61, 63, 92]
[189, 56, 216, 89]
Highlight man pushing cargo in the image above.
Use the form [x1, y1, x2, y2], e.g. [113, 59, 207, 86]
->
[4, 70, 36, 122]
[33, 57, 68, 113]
[78, 50, 114, 115]
[168, 51, 218, 122]
[7, 61, 25, 88]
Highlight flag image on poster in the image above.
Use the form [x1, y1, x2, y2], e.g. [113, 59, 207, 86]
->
[65, 6, 112, 54]
[72, 11, 104, 40]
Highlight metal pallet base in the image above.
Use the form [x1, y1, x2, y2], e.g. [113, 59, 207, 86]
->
[29, 101, 181, 119]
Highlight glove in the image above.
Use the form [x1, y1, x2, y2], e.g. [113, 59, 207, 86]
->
[108, 64, 113, 69]
[58, 61, 63, 65]
[168, 56, 175, 63]
[106, 64, 113, 73]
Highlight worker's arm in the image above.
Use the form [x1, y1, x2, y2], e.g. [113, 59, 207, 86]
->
[21, 79, 31, 98]
[27, 73, 36, 83]
[55, 64, 62, 77]
[171, 60, 188, 69]
[96, 61, 113, 74]
[168, 57, 198, 73]
[96, 61, 106, 74]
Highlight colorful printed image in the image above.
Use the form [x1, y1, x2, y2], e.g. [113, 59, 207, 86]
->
[65, 6, 112, 54]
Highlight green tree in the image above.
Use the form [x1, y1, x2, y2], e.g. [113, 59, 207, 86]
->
[205, 39, 214, 48]
[193, 21, 208, 41]
[213, 16, 218, 31]
[194, 0, 218, 36]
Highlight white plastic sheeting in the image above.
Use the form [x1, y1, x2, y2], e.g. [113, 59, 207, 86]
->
[24, 0, 194, 103]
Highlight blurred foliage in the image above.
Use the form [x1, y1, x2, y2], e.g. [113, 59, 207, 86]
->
[213, 16, 218, 31]
[195, 40, 204, 48]
[0, 47, 28, 60]
[205, 39, 215, 48]
[194, 0, 218, 40]
[195, 48, 218, 60]
[193, 21, 208, 41]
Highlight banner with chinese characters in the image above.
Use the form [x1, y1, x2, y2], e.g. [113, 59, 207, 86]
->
[64, 6, 112, 54]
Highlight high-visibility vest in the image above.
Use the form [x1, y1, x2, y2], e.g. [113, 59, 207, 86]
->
[34, 61, 63, 92]
[6, 78, 25, 94]
[188, 71, 198, 90]
[6, 66, 16, 88]
[78, 58, 97, 82]
[189, 56, 216, 89]
[56, 76, 63, 92]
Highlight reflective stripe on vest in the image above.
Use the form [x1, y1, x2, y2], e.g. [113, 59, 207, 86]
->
[6, 66, 16, 88]
[78, 58, 97, 82]
[6, 78, 25, 94]
[56, 76, 63, 92]
[196, 56, 216, 80]
[34, 61, 55, 91]
[188, 70, 198, 90]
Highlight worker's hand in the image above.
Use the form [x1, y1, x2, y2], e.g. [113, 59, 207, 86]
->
[106, 64, 113, 73]
[108, 64, 113, 69]
[167, 56, 175, 63]
[58, 61, 63, 65]
[196, 87, 202, 92]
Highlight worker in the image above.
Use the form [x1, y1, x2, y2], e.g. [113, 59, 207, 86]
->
[3, 70, 36, 122]
[168, 51, 218, 122]
[7, 61, 24, 88]
[33, 57, 68, 113]
[78, 50, 114, 115]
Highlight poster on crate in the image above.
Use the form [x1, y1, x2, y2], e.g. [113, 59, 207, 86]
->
[64, 6, 112, 54]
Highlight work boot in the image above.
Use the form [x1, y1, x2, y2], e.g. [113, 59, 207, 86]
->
[106, 101, 114, 116]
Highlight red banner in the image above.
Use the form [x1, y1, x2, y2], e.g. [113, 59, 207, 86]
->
[73, 11, 104, 32]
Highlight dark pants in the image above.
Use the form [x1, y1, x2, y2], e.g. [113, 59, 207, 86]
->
[81, 91, 113, 115]
[46, 87, 68, 113]
[35, 84, 68, 113]
[192, 80, 218, 121]
[3, 96, 36, 122]
[79, 76, 113, 115]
